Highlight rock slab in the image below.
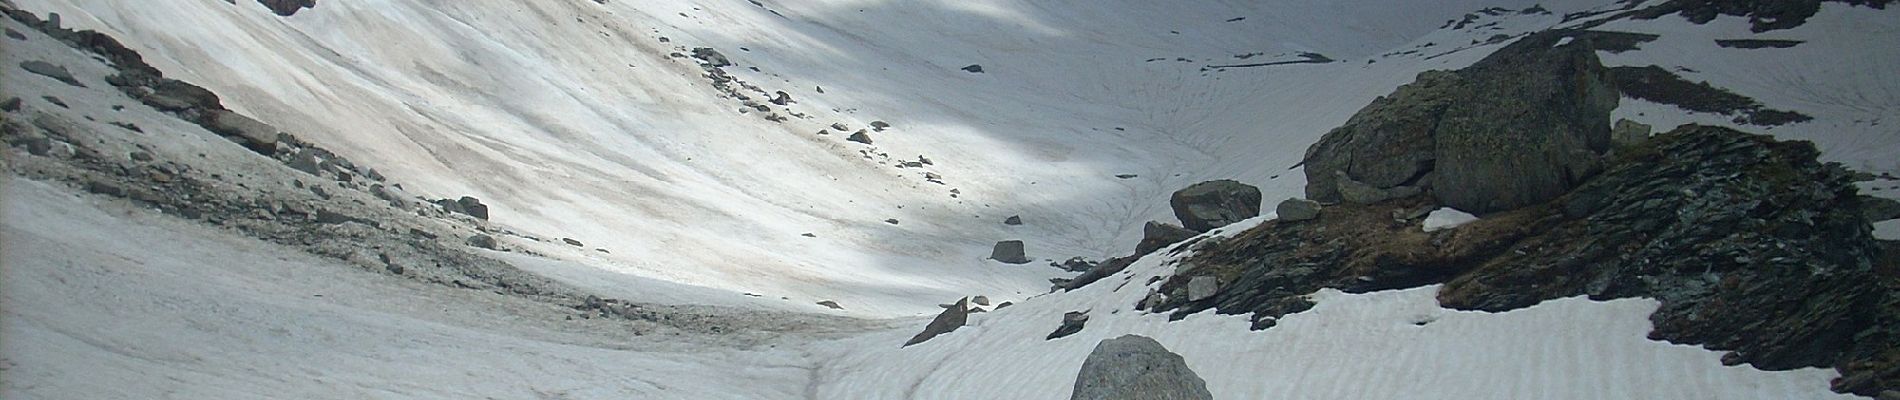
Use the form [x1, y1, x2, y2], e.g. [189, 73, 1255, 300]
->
[1070, 335, 1213, 400]
[903, 297, 969, 347]
[1169, 179, 1261, 232]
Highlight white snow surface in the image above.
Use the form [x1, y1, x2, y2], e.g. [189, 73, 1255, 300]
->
[4, 0, 1895, 398]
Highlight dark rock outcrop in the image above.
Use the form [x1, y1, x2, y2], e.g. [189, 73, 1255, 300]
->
[904, 297, 969, 347]
[1161, 125, 1898, 396]
[1303, 30, 1618, 214]
[257, 0, 316, 16]
[1070, 335, 1213, 400]
[991, 240, 1030, 264]
[1047, 311, 1089, 340]
[1169, 179, 1261, 232]
[1629, 0, 1895, 32]
[19, 60, 83, 87]
[1136, 221, 1198, 255]
[690, 47, 731, 67]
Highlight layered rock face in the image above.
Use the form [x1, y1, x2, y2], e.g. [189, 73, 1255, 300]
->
[1303, 30, 1618, 214]
[1157, 125, 1898, 396]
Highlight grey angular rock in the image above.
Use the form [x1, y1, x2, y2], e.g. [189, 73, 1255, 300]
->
[456, 196, 489, 220]
[903, 297, 969, 346]
[1004, 215, 1023, 225]
[205, 110, 280, 155]
[1135, 221, 1196, 255]
[971, 295, 991, 306]
[817, 300, 843, 310]
[1169, 179, 1261, 232]
[847, 130, 873, 144]
[19, 61, 84, 87]
[1070, 335, 1212, 400]
[1047, 311, 1089, 340]
[991, 240, 1030, 264]
[690, 47, 731, 67]
[1276, 197, 1322, 222]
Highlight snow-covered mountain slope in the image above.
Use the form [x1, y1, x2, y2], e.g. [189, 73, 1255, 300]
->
[803, 217, 1857, 399]
[4, 0, 1898, 398]
[6, 0, 1648, 316]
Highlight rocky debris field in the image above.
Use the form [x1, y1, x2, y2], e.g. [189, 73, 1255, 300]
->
[1149, 125, 1898, 396]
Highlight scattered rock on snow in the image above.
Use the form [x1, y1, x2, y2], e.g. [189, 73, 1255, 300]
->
[690, 47, 731, 67]
[847, 130, 873, 144]
[1046, 311, 1089, 340]
[1004, 215, 1023, 225]
[971, 296, 991, 306]
[903, 297, 969, 347]
[961, 64, 984, 73]
[562, 238, 583, 247]
[256, 0, 317, 16]
[1070, 335, 1213, 400]
[990, 240, 1030, 264]
[19, 60, 84, 87]
[817, 300, 843, 310]
[1169, 179, 1261, 232]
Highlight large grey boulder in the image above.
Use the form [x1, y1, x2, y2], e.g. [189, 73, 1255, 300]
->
[991, 240, 1030, 264]
[1302, 70, 1459, 205]
[1169, 180, 1261, 232]
[903, 297, 969, 347]
[1303, 31, 1618, 214]
[1070, 335, 1213, 400]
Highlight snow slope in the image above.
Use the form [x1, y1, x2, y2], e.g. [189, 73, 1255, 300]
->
[805, 218, 1854, 399]
[5, 0, 1897, 398]
[7, 0, 1642, 316]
